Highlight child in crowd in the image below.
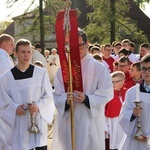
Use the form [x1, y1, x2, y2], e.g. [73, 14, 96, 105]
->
[124, 62, 142, 89]
[118, 49, 129, 58]
[34, 60, 44, 68]
[118, 56, 132, 83]
[113, 61, 120, 72]
[105, 71, 127, 150]
[93, 53, 111, 73]
[93, 53, 103, 62]
[119, 54, 150, 150]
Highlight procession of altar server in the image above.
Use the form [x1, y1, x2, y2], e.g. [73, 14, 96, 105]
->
[1, 28, 150, 150]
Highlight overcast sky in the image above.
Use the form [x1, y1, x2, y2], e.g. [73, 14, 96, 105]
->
[0, 0, 39, 21]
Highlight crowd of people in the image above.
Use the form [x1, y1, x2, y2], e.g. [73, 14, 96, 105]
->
[0, 28, 150, 150]
[87, 36, 150, 150]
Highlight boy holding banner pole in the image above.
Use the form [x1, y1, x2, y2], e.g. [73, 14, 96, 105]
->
[52, 26, 113, 150]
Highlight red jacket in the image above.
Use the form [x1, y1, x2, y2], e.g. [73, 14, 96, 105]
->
[103, 56, 115, 73]
[124, 79, 143, 90]
[105, 87, 127, 118]
[125, 71, 132, 83]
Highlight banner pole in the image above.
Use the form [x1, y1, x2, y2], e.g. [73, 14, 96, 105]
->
[56, 1, 82, 149]
[64, 1, 76, 149]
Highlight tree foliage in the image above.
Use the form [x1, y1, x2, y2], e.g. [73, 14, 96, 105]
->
[0, 21, 12, 34]
[6, 0, 149, 45]
[6, 0, 66, 39]
[85, 0, 148, 44]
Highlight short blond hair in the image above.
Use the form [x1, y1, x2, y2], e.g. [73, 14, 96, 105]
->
[51, 48, 57, 52]
[0, 34, 14, 44]
[44, 50, 50, 54]
[111, 71, 125, 80]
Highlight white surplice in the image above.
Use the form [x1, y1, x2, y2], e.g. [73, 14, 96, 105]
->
[0, 66, 55, 150]
[106, 117, 124, 149]
[47, 54, 60, 87]
[31, 50, 47, 68]
[0, 48, 14, 149]
[52, 54, 114, 150]
[128, 53, 140, 63]
[119, 86, 150, 150]
[0, 48, 14, 76]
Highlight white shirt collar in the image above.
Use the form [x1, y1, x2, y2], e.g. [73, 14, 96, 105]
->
[144, 82, 150, 92]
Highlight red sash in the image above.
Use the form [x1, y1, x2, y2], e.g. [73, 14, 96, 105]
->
[55, 9, 83, 92]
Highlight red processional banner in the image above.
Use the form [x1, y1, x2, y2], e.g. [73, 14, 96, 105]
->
[55, 9, 83, 92]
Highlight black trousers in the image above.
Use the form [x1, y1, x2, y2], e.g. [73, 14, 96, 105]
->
[105, 138, 109, 150]
[30, 145, 47, 150]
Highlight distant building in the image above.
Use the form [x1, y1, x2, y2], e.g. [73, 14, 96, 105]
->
[3, 22, 14, 37]
[128, 0, 150, 41]
[3, 9, 56, 49]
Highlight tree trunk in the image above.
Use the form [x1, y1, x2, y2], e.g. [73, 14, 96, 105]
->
[39, 0, 44, 54]
[110, 0, 116, 44]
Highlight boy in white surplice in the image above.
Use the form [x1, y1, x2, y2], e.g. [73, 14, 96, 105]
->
[52, 29, 114, 150]
[0, 39, 55, 150]
[119, 53, 150, 150]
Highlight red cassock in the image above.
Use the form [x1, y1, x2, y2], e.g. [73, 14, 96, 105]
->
[124, 79, 143, 90]
[124, 71, 132, 83]
[103, 56, 115, 73]
[105, 87, 127, 118]
[124, 79, 135, 90]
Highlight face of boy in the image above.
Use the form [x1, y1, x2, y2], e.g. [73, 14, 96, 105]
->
[78, 36, 88, 59]
[122, 42, 130, 50]
[15, 45, 32, 65]
[141, 62, 150, 85]
[112, 76, 124, 91]
[114, 45, 121, 54]
[129, 65, 140, 78]
[118, 61, 130, 73]
[3, 39, 14, 55]
[140, 47, 150, 57]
